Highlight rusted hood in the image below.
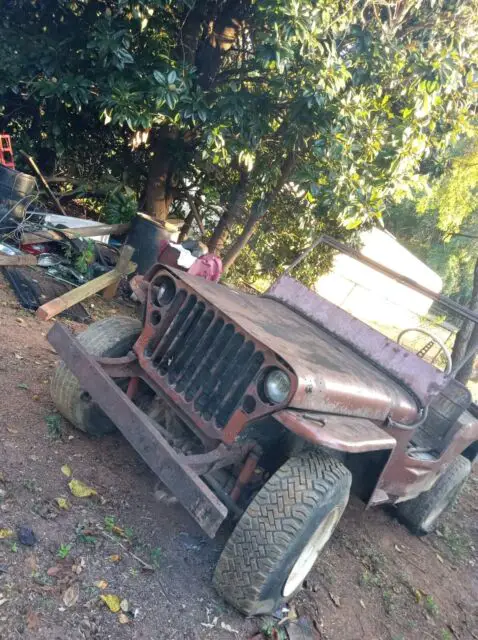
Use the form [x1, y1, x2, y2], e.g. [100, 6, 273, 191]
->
[169, 270, 419, 424]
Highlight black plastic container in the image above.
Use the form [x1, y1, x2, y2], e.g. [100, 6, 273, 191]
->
[127, 212, 169, 274]
[0, 164, 37, 218]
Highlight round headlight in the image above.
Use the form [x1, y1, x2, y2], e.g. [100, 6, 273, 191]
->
[264, 369, 291, 404]
[155, 275, 176, 306]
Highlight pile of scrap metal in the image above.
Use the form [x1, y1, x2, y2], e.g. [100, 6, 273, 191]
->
[0, 156, 132, 319]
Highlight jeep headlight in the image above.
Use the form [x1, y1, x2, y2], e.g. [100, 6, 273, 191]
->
[264, 369, 291, 404]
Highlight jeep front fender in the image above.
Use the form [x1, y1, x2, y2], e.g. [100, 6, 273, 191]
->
[274, 410, 396, 454]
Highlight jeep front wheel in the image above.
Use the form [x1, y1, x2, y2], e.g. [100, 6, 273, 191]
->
[213, 450, 351, 616]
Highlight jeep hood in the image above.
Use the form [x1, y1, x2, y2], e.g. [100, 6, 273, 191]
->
[169, 270, 419, 424]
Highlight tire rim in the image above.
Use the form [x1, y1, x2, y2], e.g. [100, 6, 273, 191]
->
[282, 505, 343, 598]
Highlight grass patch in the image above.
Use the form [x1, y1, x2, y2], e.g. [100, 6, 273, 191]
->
[45, 414, 62, 440]
[57, 543, 72, 559]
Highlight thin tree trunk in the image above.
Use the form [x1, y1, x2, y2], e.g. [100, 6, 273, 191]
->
[145, 126, 178, 221]
[221, 152, 296, 272]
[452, 257, 478, 384]
[208, 170, 249, 253]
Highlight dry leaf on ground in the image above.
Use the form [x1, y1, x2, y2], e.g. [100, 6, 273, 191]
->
[56, 497, 71, 510]
[118, 613, 131, 624]
[61, 465, 72, 477]
[0, 529, 14, 539]
[109, 554, 121, 563]
[63, 584, 79, 608]
[100, 594, 121, 613]
[95, 580, 108, 590]
[68, 479, 97, 498]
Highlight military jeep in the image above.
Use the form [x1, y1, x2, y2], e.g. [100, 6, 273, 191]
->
[48, 236, 478, 616]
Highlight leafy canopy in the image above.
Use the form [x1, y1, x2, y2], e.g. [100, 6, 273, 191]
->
[0, 0, 477, 281]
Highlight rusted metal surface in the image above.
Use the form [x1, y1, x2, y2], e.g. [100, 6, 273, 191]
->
[163, 268, 418, 425]
[230, 451, 259, 501]
[47, 322, 228, 538]
[267, 276, 447, 410]
[275, 410, 397, 453]
[135, 268, 295, 442]
[369, 409, 478, 505]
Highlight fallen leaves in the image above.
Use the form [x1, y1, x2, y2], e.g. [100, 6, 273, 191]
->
[26, 610, 41, 632]
[95, 580, 108, 590]
[63, 583, 79, 608]
[100, 594, 121, 613]
[0, 529, 14, 539]
[118, 613, 131, 624]
[61, 465, 72, 478]
[68, 479, 97, 498]
[55, 497, 71, 510]
[109, 554, 121, 563]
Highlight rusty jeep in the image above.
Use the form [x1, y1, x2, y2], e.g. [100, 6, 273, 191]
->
[48, 236, 478, 616]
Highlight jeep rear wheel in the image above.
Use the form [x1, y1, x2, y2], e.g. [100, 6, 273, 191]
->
[396, 455, 471, 535]
[213, 450, 351, 616]
[50, 316, 142, 436]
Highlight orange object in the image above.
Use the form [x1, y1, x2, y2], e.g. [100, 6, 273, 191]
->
[0, 134, 15, 169]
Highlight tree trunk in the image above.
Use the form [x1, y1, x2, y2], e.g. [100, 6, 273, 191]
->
[221, 152, 296, 272]
[208, 170, 249, 253]
[452, 257, 478, 384]
[145, 126, 178, 221]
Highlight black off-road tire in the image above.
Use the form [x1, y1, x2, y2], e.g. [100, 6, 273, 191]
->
[50, 316, 142, 436]
[396, 455, 471, 535]
[213, 450, 351, 616]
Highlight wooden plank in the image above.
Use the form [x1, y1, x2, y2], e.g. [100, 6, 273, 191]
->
[0, 254, 37, 267]
[21, 222, 131, 245]
[20, 150, 67, 216]
[102, 245, 134, 300]
[36, 250, 136, 321]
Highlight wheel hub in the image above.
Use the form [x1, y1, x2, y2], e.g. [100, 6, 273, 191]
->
[282, 505, 343, 598]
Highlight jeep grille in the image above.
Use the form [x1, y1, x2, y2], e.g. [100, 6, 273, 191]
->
[148, 291, 265, 428]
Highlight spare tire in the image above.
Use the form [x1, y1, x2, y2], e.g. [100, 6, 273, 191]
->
[50, 316, 141, 436]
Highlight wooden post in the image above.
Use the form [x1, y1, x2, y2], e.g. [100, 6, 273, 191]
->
[103, 244, 135, 300]
[20, 150, 67, 216]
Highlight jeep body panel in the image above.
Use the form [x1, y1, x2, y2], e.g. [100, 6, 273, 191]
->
[160, 268, 419, 425]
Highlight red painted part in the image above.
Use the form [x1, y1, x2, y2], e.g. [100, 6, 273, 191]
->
[230, 452, 259, 501]
[0, 134, 15, 169]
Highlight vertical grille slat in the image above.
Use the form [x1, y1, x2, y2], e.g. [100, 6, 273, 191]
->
[148, 290, 264, 427]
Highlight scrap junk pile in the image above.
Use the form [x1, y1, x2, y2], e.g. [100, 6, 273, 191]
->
[0, 135, 222, 322]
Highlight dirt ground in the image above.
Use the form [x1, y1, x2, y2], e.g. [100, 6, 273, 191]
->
[0, 273, 477, 640]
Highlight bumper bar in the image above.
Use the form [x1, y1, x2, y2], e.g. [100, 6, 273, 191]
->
[47, 322, 228, 538]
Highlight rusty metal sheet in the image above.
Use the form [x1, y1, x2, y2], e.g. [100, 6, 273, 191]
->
[47, 322, 228, 538]
[267, 276, 447, 406]
[275, 410, 397, 453]
[169, 269, 418, 425]
[372, 408, 478, 504]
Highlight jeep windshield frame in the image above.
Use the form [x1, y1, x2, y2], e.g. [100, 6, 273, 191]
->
[280, 235, 478, 378]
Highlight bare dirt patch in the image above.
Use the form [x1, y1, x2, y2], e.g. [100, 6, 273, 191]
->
[0, 273, 476, 640]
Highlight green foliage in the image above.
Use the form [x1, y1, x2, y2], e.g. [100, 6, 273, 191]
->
[57, 543, 72, 559]
[74, 240, 96, 275]
[386, 134, 478, 302]
[45, 414, 62, 440]
[104, 187, 138, 224]
[1, 0, 477, 281]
